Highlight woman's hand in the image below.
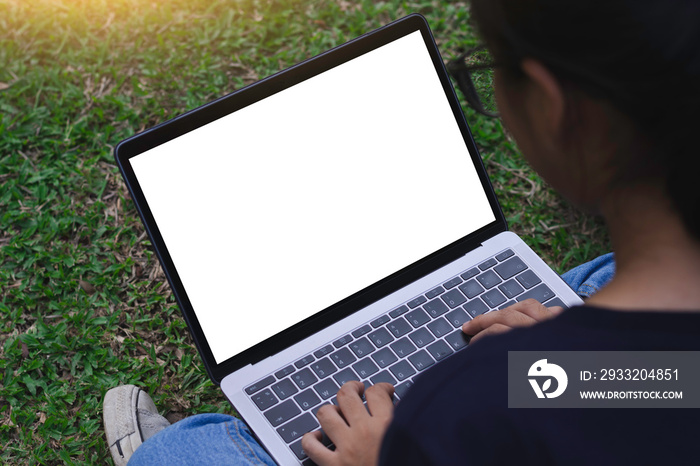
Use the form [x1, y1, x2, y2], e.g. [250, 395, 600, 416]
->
[301, 381, 395, 466]
[462, 298, 564, 343]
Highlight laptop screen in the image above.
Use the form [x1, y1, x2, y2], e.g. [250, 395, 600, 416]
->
[128, 30, 495, 364]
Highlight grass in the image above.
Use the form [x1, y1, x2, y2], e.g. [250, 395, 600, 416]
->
[0, 0, 610, 463]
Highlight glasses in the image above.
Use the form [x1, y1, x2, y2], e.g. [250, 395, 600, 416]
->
[447, 46, 499, 118]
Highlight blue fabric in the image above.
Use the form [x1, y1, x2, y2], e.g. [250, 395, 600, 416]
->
[560, 252, 615, 298]
[128, 414, 276, 466]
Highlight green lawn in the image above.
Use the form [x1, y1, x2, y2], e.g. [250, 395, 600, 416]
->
[0, 0, 609, 463]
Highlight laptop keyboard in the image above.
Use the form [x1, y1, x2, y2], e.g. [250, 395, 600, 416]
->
[244, 249, 566, 464]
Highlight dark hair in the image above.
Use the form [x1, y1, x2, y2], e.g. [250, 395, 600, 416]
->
[469, 0, 700, 238]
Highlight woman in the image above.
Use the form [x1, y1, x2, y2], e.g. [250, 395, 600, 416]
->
[368, 0, 700, 464]
[105, 0, 700, 464]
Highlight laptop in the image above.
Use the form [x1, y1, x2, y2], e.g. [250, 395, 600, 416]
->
[115, 14, 583, 464]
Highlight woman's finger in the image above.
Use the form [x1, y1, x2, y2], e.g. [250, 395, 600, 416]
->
[335, 381, 369, 427]
[301, 430, 336, 465]
[364, 382, 395, 420]
[462, 307, 537, 335]
[468, 322, 513, 344]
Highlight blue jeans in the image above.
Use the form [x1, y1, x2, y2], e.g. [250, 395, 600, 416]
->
[128, 414, 276, 465]
[560, 252, 615, 298]
[129, 254, 615, 465]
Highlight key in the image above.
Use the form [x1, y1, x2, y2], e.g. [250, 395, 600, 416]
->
[407, 296, 427, 308]
[370, 370, 397, 385]
[545, 297, 568, 309]
[494, 256, 528, 280]
[314, 345, 334, 358]
[516, 270, 541, 289]
[352, 325, 372, 338]
[390, 337, 417, 358]
[478, 258, 498, 270]
[264, 399, 301, 427]
[333, 335, 353, 348]
[442, 276, 463, 289]
[294, 355, 315, 369]
[405, 309, 430, 328]
[394, 379, 415, 399]
[294, 389, 321, 411]
[423, 298, 449, 318]
[276, 413, 319, 443]
[310, 358, 337, 379]
[427, 317, 453, 338]
[330, 347, 356, 369]
[389, 305, 409, 318]
[408, 350, 435, 372]
[460, 268, 480, 280]
[289, 440, 306, 460]
[459, 280, 485, 299]
[370, 315, 390, 328]
[292, 368, 318, 390]
[313, 378, 339, 400]
[387, 318, 412, 338]
[272, 379, 298, 400]
[495, 249, 515, 261]
[441, 289, 467, 309]
[349, 337, 375, 358]
[408, 327, 435, 348]
[445, 308, 470, 327]
[275, 365, 296, 379]
[426, 286, 445, 299]
[245, 375, 275, 395]
[389, 360, 416, 382]
[482, 289, 507, 308]
[476, 270, 502, 289]
[290, 439, 307, 460]
[252, 388, 278, 411]
[499, 279, 524, 299]
[464, 299, 489, 318]
[516, 283, 555, 303]
[368, 327, 394, 348]
[426, 340, 454, 361]
[372, 348, 398, 368]
[333, 367, 360, 387]
[445, 330, 470, 351]
[352, 358, 379, 378]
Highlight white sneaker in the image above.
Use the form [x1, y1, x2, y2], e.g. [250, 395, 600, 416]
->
[103, 385, 171, 465]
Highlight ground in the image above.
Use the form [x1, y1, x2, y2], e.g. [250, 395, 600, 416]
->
[0, 1, 609, 463]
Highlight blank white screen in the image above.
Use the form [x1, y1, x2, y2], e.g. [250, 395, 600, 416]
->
[131, 31, 495, 363]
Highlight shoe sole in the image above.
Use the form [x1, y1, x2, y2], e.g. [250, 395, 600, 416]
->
[103, 385, 144, 466]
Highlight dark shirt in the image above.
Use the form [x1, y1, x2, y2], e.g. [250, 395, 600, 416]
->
[379, 306, 700, 465]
